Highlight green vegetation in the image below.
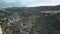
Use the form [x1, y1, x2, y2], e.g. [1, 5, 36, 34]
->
[0, 6, 60, 34]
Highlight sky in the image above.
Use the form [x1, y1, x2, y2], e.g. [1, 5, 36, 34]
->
[0, 0, 60, 8]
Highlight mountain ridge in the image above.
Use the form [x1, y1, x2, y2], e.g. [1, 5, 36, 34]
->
[3, 5, 60, 11]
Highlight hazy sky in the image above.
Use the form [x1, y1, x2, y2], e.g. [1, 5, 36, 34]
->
[0, 0, 60, 7]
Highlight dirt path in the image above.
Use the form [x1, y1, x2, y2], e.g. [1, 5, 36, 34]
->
[0, 26, 2, 34]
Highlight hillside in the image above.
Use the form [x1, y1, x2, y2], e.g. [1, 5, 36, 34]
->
[0, 5, 60, 34]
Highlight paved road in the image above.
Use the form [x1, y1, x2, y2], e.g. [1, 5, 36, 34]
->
[40, 11, 60, 13]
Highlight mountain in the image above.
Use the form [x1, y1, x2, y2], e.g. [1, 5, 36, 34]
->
[0, 5, 60, 34]
[4, 5, 60, 11]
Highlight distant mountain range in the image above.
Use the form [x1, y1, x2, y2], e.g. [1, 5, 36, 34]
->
[2, 5, 60, 11]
